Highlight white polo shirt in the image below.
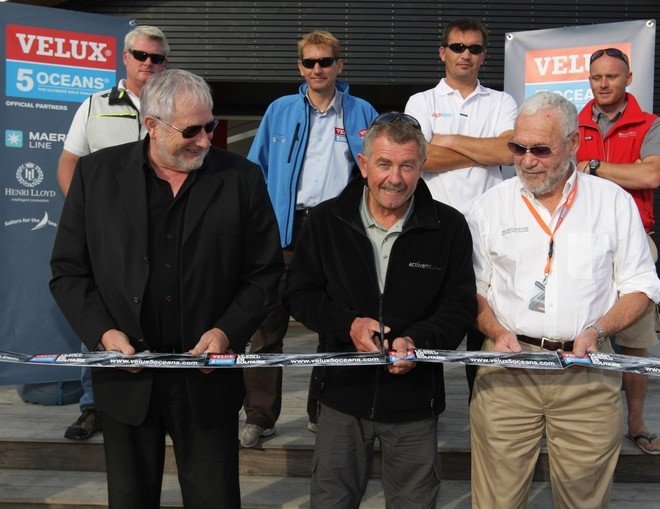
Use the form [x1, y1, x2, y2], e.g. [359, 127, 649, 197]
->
[64, 79, 141, 157]
[405, 78, 517, 214]
[466, 170, 660, 341]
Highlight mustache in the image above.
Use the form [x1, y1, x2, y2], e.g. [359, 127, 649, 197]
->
[379, 183, 407, 192]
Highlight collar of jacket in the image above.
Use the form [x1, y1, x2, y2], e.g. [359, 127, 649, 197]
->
[298, 79, 350, 100]
[331, 175, 443, 235]
[579, 92, 647, 132]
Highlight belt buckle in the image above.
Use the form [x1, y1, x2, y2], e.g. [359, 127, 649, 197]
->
[540, 336, 554, 350]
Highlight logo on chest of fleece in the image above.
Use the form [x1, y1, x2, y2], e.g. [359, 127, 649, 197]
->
[408, 261, 443, 271]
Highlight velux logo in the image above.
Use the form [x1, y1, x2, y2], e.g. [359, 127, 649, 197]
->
[6, 24, 115, 69]
[524, 42, 631, 83]
[15, 32, 108, 62]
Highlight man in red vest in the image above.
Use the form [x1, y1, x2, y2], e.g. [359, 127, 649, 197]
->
[577, 47, 660, 455]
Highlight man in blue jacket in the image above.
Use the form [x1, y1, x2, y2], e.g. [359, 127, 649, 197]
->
[242, 30, 378, 447]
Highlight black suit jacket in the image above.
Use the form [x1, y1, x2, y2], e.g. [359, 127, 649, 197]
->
[50, 139, 283, 428]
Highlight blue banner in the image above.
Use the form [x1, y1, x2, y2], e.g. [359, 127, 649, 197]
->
[0, 3, 132, 383]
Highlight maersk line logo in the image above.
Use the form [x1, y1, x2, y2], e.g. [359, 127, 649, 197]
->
[5, 130, 23, 148]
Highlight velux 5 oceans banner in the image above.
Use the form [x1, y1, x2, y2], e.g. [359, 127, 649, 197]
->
[504, 19, 656, 112]
[0, 2, 131, 383]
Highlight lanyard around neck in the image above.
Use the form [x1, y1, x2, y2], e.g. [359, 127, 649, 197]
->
[520, 179, 578, 284]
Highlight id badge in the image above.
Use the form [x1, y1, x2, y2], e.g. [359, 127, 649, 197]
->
[528, 280, 546, 313]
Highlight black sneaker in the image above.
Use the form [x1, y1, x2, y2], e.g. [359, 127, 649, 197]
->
[64, 407, 102, 440]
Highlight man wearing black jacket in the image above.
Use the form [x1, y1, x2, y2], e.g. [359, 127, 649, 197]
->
[50, 69, 283, 509]
[284, 112, 476, 507]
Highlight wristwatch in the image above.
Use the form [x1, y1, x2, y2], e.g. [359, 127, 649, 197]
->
[588, 159, 601, 176]
[586, 324, 607, 348]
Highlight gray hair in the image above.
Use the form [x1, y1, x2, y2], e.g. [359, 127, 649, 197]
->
[124, 25, 170, 56]
[140, 69, 213, 122]
[518, 92, 578, 137]
[363, 117, 427, 163]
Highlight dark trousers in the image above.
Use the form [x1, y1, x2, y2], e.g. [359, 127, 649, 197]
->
[312, 404, 441, 508]
[465, 327, 485, 402]
[242, 249, 293, 428]
[100, 371, 240, 509]
[244, 211, 310, 428]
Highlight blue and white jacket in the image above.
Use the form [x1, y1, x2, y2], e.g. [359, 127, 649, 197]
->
[248, 81, 378, 247]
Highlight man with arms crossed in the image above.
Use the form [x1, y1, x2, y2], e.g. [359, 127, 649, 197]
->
[285, 113, 476, 507]
[577, 47, 660, 455]
[244, 30, 378, 445]
[56, 25, 169, 440]
[405, 17, 517, 395]
[50, 69, 283, 508]
[468, 91, 660, 508]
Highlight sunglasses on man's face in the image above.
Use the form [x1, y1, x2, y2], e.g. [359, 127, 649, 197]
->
[299, 57, 337, 69]
[369, 112, 422, 131]
[127, 49, 166, 65]
[157, 117, 219, 139]
[590, 48, 629, 67]
[445, 43, 485, 55]
[507, 141, 557, 158]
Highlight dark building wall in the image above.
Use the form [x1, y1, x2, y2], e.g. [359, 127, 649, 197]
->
[58, 1, 659, 115]
[49, 0, 660, 246]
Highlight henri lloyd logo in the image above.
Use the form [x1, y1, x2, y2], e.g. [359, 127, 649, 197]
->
[5, 161, 56, 203]
[16, 162, 43, 187]
[6, 24, 117, 103]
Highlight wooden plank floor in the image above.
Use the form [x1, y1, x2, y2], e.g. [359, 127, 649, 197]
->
[1, 470, 659, 508]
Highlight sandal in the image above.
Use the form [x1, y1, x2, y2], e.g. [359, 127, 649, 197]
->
[626, 432, 660, 455]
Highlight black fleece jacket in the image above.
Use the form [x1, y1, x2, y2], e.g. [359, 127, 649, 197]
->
[284, 177, 477, 422]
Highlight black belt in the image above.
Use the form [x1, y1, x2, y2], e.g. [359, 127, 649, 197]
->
[517, 335, 574, 352]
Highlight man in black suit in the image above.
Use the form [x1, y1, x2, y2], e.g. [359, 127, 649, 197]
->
[50, 69, 283, 509]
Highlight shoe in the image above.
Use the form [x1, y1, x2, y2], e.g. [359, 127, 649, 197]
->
[64, 407, 102, 440]
[307, 421, 318, 433]
[627, 432, 660, 455]
[240, 424, 275, 448]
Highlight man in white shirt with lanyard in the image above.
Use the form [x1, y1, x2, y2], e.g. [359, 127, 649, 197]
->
[404, 17, 518, 397]
[56, 25, 169, 440]
[467, 91, 660, 508]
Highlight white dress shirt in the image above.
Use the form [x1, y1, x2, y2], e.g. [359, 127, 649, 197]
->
[405, 79, 518, 214]
[467, 170, 660, 340]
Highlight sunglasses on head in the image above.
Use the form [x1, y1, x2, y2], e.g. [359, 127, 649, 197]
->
[369, 112, 422, 131]
[445, 43, 485, 55]
[299, 57, 337, 69]
[128, 49, 166, 65]
[157, 117, 219, 139]
[590, 48, 629, 67]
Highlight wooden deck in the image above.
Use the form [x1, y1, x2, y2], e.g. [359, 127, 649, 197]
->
[0, 324, 659, 507]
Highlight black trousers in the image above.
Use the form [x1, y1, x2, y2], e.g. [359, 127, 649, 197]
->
[99, 371, 240, 509]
